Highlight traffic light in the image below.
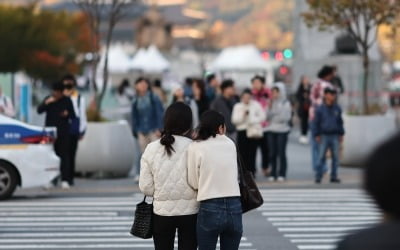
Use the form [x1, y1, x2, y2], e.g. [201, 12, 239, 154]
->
[283, 49, 293, 59]
[279, 65, 289, 75]
[275, 51, 284, 61]
[261, 51, 270, 60]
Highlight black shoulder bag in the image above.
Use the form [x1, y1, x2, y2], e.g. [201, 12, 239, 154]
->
[130, 196, 153, 239]
[237, 148, 264, 213]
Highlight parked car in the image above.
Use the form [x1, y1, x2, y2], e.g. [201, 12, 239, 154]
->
[0, 115, 60, 200]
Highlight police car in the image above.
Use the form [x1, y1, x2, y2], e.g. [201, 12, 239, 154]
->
[0, 114, 60, 200]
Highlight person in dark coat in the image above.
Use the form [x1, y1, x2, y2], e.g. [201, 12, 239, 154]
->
[312, 88, 344, 184]
[37, 81, 76, 189]
[331, 65, 345, 94]
[336, 133, 400, 250]
[210, 79, 238, 141]
[296, 75, 312, 144]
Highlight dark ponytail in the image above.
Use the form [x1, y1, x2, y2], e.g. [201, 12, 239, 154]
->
[161, 102, 193, 156]
[160, 131, 175, 156]
[195, 110, 225, 141]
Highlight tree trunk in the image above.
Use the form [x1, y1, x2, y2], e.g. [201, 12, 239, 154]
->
[362, 47, 370, 115]
[97, 24, 114, 111]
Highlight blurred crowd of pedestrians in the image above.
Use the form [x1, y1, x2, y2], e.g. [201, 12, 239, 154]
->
[117, 64, 345, 184]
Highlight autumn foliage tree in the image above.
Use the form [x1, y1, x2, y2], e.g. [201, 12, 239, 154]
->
[302, 0, 400, 114]
[0, 4, 92, 86]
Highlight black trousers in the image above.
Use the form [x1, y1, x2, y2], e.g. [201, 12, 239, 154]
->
[54, 134, 71, 183]
[237, 131, 258, 175]
[299, 110, 309, 136]
[256, 132, 269, 170]
[69, 135, 79, 185]
[153, 214, 197, 250]
[268, 132, 289, 178]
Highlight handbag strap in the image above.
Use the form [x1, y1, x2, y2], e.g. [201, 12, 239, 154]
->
[142, 195, 154, 204]
[235, 145, 247, 187]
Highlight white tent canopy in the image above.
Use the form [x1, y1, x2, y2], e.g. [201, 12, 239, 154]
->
[99, 45, 132, 73]
[130, 45, 170, 73]
[210, 44, 269, 71]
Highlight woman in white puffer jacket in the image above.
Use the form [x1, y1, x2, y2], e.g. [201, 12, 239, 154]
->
[139, 102, 198, 250]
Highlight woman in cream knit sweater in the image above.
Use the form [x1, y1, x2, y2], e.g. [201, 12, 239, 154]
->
[139, 102, 198, 250]
[188, 110, 242, 250]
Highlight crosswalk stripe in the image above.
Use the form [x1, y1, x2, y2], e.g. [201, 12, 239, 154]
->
[284, 233, 345, 238]
[272, 221, 377, 226]
[291, 239, 340, 243]
[259, 207, 378, 211]
[298, 245, 335, 250]
[0, 196, 254, 250]
[260, 203, 374, 207]
[0, 207, 134, 211]
[258, 189, 378, 250]
[0, 232, 137, 237]
[0, 212, 119, 216]
[268, 216, 379, 221]
[277, 226, 364, 232]
[0, 217, 132, 221]
[262, 211, 379, 216]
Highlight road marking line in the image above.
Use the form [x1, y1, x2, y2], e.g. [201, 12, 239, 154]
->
[0, 217, 132, 222]
[0, 202, 138, 206]
[291, 239, 340, 243]
[259, 207, 378, 211]
[0, 232, 134, 237]
[0, 221, 131, 226]
[0, 244, 155, 249]
[262, 211, 379, 216]
[259, 203, 375, 207]
[278, 226, 363, 232]
[298, 244, 335, 250]
[0, 212, 119, 216]
[284, 233, 345, 238]
[268, 216, 380, 221]
[0, 207, 134, 211]
[0, 226, 129, 231]
[272, 221, 376, 226]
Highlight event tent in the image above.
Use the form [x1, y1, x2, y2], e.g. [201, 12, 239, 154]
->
[99, 46, 132, 73]
[210, 44, 269, 71]
[130, 45, 170, 73]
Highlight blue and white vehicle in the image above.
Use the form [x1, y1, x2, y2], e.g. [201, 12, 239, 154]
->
[0, 114, 60, 200]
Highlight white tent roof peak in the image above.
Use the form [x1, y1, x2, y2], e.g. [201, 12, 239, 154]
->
[210, 44, 269, 71]
[99, 45, 132, 73]
[130, 45, 170, 73]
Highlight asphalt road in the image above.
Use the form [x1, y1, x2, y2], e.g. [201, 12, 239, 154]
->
[1, 187, 379, 250]
[1, 134, 375, 250]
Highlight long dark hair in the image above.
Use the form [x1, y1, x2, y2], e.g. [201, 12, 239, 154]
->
[195, 110, 225, 141]
[193, 78, 207, 99]
[160, 102, 193, 156]
[118, 79, 130, 95]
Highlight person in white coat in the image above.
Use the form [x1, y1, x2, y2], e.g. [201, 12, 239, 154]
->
[232, 89, 266, 175]
[62, 74, 87, 188]
[139, 102, 198, 250]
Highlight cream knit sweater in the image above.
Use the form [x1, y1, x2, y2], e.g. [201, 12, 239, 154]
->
[187, 135, 241, 202]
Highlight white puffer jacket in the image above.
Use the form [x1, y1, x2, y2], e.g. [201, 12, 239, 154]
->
[139, 136, 199, 216]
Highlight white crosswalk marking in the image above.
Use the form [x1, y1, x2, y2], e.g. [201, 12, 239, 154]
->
[0, 194, 254, 250]
[258, 189, 380, 250]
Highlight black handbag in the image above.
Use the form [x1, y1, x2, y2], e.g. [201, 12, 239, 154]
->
[130, 196, 153, 239]
[237, 150, 264, 213]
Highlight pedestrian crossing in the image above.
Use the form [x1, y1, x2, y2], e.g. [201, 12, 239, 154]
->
[0, 194, 255, 250]
[258, 189, 381, 250]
